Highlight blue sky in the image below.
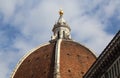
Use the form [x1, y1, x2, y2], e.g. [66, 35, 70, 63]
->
[0, 0, 120, 78]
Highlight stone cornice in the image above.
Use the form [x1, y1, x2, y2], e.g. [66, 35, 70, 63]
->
[84, 30, 120, 78]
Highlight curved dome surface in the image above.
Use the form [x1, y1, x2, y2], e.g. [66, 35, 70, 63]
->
[12, 40, 96, 78]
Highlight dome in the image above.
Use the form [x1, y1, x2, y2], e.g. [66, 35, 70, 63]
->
[11, 40, 96, 78]
[11, 10, 96, 78]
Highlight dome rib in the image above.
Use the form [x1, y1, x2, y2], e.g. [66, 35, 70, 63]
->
[54, 39, 62, 78]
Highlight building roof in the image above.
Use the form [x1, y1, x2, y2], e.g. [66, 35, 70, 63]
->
[83, 30, 120, 78]
[11, 40, 96, 78]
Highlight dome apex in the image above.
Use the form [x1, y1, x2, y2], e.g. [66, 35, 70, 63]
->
[57, 9, 66, 25]
[51, 9, 71, 40]
[59, 9, 64, 16]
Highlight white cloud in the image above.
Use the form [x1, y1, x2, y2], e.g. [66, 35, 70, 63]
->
[0, 0, 17, 22]
[103, 0, 120, 18]
[70, 15, 113, 55]
[0, 50, 22, 78]
[0, 63, 8, 78]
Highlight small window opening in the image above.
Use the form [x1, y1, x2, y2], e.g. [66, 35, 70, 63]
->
[63, 31, 65, 38]
[68, 69, 71, 72]
[58, 31, 60, 38]
[44, 71, 46, 74]
[67, 53, 70, 56]
[81, 72, 84, 74]
[36, 57, 39, 61]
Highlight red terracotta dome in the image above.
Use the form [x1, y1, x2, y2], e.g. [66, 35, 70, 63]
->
[11, 40, 96, 78]
[11, 10, 96, 78]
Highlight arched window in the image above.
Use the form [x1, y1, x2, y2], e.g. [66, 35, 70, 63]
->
[63, 31, 65, 38]
[58, 31, 60, 38]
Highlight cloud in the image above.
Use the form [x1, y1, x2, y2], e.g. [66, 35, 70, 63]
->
[0, 0, 120, 78]
[0, 62, 8, 78]
[0, 50, 22, 78]
[70, 15, 113, 55]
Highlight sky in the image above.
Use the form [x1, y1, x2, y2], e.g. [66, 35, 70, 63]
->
[0, 0, 120, 78]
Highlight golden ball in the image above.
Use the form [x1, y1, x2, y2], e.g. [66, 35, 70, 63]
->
[59, 10, 64, 15]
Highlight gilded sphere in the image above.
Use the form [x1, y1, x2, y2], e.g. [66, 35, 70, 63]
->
[59, 10, 64, 15]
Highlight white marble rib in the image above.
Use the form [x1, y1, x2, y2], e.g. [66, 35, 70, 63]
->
[54, 39, 62, 78]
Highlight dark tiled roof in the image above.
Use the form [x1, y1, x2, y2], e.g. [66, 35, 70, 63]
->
[83, 30, 120, 78]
